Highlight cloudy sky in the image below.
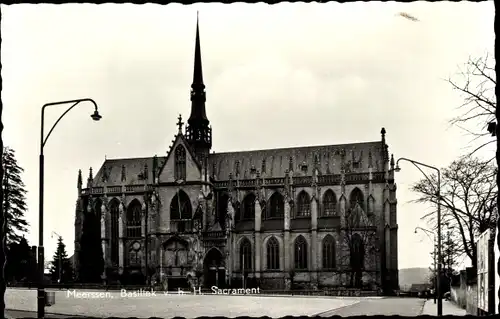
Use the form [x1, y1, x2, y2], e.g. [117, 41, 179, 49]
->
[1, 2, 495, 270]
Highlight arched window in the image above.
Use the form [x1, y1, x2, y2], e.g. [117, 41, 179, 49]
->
[266, 236, 280, 270]
[242, 193, 256, 220]
[234, 202, 241, 222]
[216, 193, 229, 226]
[93, 198, 103, 244]
[294, 235, 308, 270]
[268, 192, 284, 219]
[109, 199, 120, 265]
[126, 200, 142, 238]
[174, 145, 186, 181]
[94, 198, 102, 221]
[322, 190, 337, 216]
[322, 235, 336, 269]
[349, 188, 364, 210]
[240, 238, 252, 271]
[170, 190, 192, 220]
[296, 191, 310, 217]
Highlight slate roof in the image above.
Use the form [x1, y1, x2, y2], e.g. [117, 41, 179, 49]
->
[92, 156, 167, 187]
[90, 140, 386, 186]
[208, 141, 384, 180]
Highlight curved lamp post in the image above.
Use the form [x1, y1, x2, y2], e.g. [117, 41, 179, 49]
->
[415, 226, 437, 304]
[395, 157, 442, 316]
[38, 99, 101, 318]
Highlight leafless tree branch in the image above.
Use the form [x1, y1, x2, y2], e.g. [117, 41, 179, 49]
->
[411, 156, 497, 268]
[447, 53, 496, 158]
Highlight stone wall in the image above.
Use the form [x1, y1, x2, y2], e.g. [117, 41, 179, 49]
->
[450, 268, 478, 315]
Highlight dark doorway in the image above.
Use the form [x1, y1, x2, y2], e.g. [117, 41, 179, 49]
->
[203, 248, 225, 288]
[350, 233, 365, 288]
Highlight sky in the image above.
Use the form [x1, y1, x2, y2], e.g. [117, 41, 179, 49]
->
[1, 2, 495, 270]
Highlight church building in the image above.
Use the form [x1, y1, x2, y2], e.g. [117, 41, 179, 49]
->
[74, 17, 399, 293]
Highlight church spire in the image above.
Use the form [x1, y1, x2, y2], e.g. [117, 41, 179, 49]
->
[186, 12, 212, 158]
[188, 11, 208, 124]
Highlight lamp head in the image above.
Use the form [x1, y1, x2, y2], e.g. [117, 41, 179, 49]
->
[414, 228, 418, 234]
[91, 110, 102, 121]
[394, 164, 401, 172]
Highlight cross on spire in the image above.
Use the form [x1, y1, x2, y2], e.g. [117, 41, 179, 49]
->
[177, 114, 184, 133]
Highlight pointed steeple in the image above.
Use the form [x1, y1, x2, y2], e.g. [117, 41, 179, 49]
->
[186, 12, 212, 159]
[188, 11, 208, 124]
[192, 12, 204, 92]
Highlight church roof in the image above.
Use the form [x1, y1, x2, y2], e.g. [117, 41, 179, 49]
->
[93, 156, 167, 186]
[90, 140, 384, 187]
[209, 141, 383, 180]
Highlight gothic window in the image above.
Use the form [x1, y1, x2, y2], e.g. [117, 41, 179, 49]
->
[128, 242, 142, 266]
[240, 237, 252, 271]
[266, 236, 280, 270]
[349, 188, 364, 210]
[110, 199, 120, 265]
[216, 193, 229, 225]
[234, 202, 241, 222]
[322, 235, 336, 269]
[242, 193, 256, 220]
[296, 191, 311, 217]
[170, 190, 192, 220]
[322, 189, 337, 216]
[268, 192, 284, 219]
[126, 200, 142, 238]
[174, 145, 186, 181]
[94, 198, 102, 222]
[294, 235, 308, 270]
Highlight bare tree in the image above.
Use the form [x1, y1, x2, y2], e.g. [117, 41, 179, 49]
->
[411, 156, 497, 269]
[448, 53, 496, 158]
[340, 206, 380, 288]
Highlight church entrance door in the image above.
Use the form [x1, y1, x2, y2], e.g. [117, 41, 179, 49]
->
[203, 248, 225, 288]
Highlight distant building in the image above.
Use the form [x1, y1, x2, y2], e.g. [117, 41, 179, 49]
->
[74, 17, 399, 292]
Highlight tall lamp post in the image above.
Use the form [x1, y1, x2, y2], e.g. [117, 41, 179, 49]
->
[415, 226, 437, 304]
[50, 231, 62, 284]
[39, 99, 101, 319]
[394, 157, 442, 316]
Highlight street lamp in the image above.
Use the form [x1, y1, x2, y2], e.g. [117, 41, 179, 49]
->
[39, 98, 101, 319]
[415, 227, 437, 304]
[50, 231, 62, 284]
[395, 157, 442, 316]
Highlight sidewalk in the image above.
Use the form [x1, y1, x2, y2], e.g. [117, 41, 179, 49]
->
[421, 299, 467, 315]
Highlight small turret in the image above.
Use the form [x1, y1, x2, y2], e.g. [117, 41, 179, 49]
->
[77, 169, 82, 191]
[87, 167, 93, 188]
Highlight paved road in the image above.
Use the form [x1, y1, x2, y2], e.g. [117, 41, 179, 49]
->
[5, 288, 356, 318]
[316, 297, 426, 316]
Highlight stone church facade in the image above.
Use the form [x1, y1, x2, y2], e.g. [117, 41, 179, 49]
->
[74, 18, 399, 293]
